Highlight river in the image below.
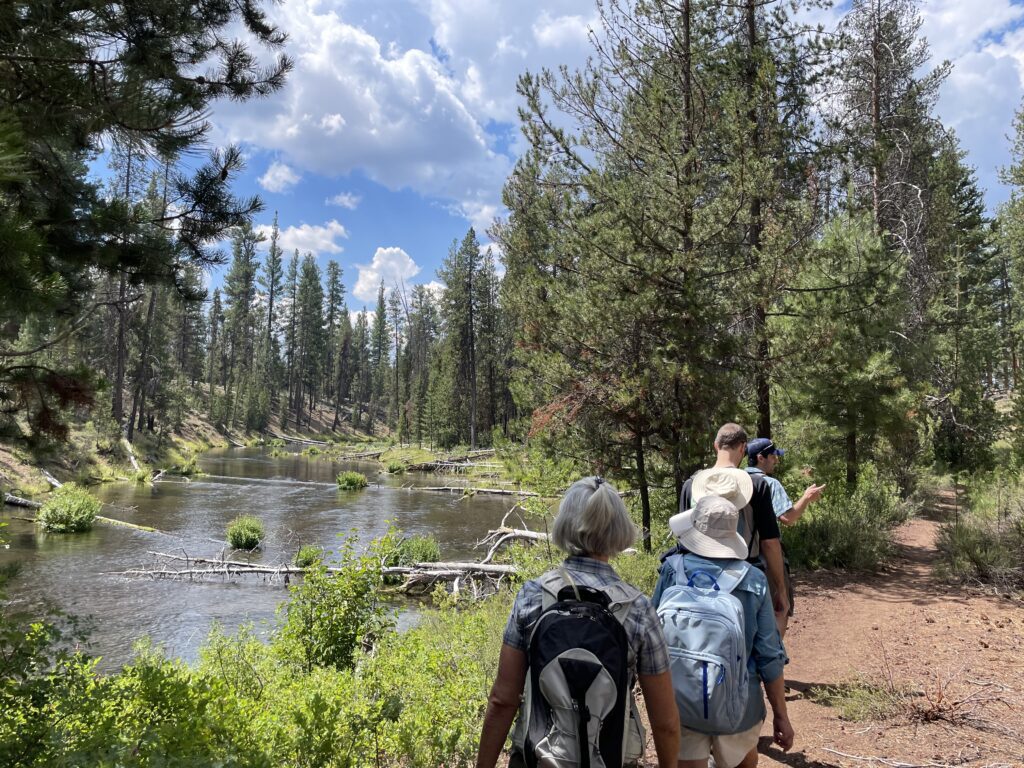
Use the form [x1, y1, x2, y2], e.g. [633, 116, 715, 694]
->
[0, 447, 523, 671]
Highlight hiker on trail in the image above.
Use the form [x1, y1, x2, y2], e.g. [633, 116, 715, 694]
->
[679, 423, 789, 633]
[654, 495, 793, 768]
[745, 437, 825, 638]
[476, 476, 680, 768]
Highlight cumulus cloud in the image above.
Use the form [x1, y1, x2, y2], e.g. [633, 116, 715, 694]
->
[256, 219, 349, 255]
[354, 246, 421, 302]
[326, 192, 361, 209]
[919, 0, 1024, 207]
[258, 161, 301, 193]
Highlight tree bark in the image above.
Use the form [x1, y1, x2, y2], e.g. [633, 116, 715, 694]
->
[635, 431, 652, 553]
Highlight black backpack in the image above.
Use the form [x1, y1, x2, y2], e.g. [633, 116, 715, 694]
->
[511, 569, 645, 768]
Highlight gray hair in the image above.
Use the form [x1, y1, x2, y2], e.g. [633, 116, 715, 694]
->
[551, 476, 637, 557]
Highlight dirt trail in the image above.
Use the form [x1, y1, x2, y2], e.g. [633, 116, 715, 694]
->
[754, 495, 1024, 768]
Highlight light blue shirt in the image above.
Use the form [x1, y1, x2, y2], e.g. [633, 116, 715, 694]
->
[746, 467, 792, 519]
[652, 552, 788, 732]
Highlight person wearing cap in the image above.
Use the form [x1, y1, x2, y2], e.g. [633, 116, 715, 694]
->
[745, 438, 825, 637]
[744, 438, 825, 527]
[679, 423, 789, 633]
[653, 496, 793, 768]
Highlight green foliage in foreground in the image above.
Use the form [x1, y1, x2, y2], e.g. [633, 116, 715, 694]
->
[782, 466, 912, 572]
[226, 515, 265, 550]
[337, 471, 369, 490]
[294, 544, 324, 568]
[0, 527, 527, 767]
[37, 484, 100, 533]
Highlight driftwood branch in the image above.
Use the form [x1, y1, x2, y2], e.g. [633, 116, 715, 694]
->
[479, 526, 550, 564]
[4, 492, 42, 509]
[410, 485, 539, 497]
[267, 431, 329, 446]
[113, 549, 518, 595]
[41, 470, 63, 488]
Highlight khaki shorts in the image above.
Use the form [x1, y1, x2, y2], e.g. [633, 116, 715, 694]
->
[677, 720, 762, 767]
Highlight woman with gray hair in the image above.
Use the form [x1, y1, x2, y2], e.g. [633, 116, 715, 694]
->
[476, 476, 679, 768]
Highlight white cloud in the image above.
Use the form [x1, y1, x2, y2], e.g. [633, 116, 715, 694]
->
[920, 0, 1024, 65]
[258, 161, 301, 193]
[354, 246, 421, 302]
[920, 1, 1024, 208]
[326, 191, 361, 209]
[256, 219, 349, 255]
[532, 11, 594, 48]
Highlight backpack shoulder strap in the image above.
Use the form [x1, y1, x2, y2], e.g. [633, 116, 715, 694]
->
[714, 562, 750, 595]
[664, 552, 688, 586]
[537, 569, 568, 611]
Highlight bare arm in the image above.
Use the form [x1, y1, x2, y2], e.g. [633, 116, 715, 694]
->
[779, 483, 825, 526]
[763, 675, 794, 751]
[476, 644, 527, 768]
[638, 671, 680, 768]
[759, 538, 789, 621]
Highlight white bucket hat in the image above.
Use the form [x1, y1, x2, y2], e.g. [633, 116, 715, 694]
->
[669, 495, 748, 559]
[689, 466, 753, 510]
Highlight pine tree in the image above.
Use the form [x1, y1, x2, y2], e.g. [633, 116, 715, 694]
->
[0, 0, 291, 436]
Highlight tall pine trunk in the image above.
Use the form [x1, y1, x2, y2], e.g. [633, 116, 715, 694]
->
[746, 0, 772, 438]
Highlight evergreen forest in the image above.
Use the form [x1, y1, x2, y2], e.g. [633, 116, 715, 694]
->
[2, 0, 1024, 766]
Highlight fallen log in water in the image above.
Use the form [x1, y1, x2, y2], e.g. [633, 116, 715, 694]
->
[404, 460, 503, 473]
[41, 469, 63, 488]
[479, 526, 550, 563]
[337, 448, 386, 460]
[115, 549, 518, 594]
[4, 492, 42, 509]
[3, 494, 167, 534]
[267, 431, 329, 446]
[410, 485, 539, 497]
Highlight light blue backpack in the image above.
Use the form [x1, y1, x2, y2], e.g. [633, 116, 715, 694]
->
[656, 554, 749, 734]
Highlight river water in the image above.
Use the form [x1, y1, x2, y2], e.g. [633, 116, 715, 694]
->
[0, 448, 524, 670]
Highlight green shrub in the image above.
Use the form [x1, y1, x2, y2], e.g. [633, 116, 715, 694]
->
[336, 471, 369, 490]
[386, 460, 406, 474]
[37, 484, 100, 533]
[807, 678, 906, 721]
[936, 515, 1024, 589]
[267, 438, 286, 448]
[177, 455, 200, 476]
[276, 535, 391, 672]
[303, 445, 321, 456]
[783, 466, 911, 571]
[294, 545, 323, 568]
[391, 535, 441, 566]
[226, 515, 265, 550]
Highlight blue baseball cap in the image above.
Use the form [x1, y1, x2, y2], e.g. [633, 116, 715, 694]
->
[747, 438, 784, 460]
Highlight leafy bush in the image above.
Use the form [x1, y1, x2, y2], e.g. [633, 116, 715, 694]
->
[0, 527, 544, 768]
[177, 455, 200, 476]
[276, 535, 392, 672]
[226, 515, 264, 550]
[336, 470, 369, 490]
[37, 484, 100, 533]
[937, 514, 1024, 589]
[303, 445, 321, 456]
[386, 460, 406, 474]
[783, 466, 911, 571]
[389, 535, 441, 566]
[294, 544, 323, 568]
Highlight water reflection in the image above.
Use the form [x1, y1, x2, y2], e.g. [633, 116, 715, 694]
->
[0, 448, 517, 670]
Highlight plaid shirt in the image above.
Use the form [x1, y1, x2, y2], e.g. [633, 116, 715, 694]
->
[502, 556, 670, 676]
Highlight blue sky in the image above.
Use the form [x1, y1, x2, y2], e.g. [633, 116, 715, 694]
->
[196, 0, 1024, 304]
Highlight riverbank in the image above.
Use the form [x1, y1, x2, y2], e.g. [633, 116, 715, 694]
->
[0, 398, 391, 499]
